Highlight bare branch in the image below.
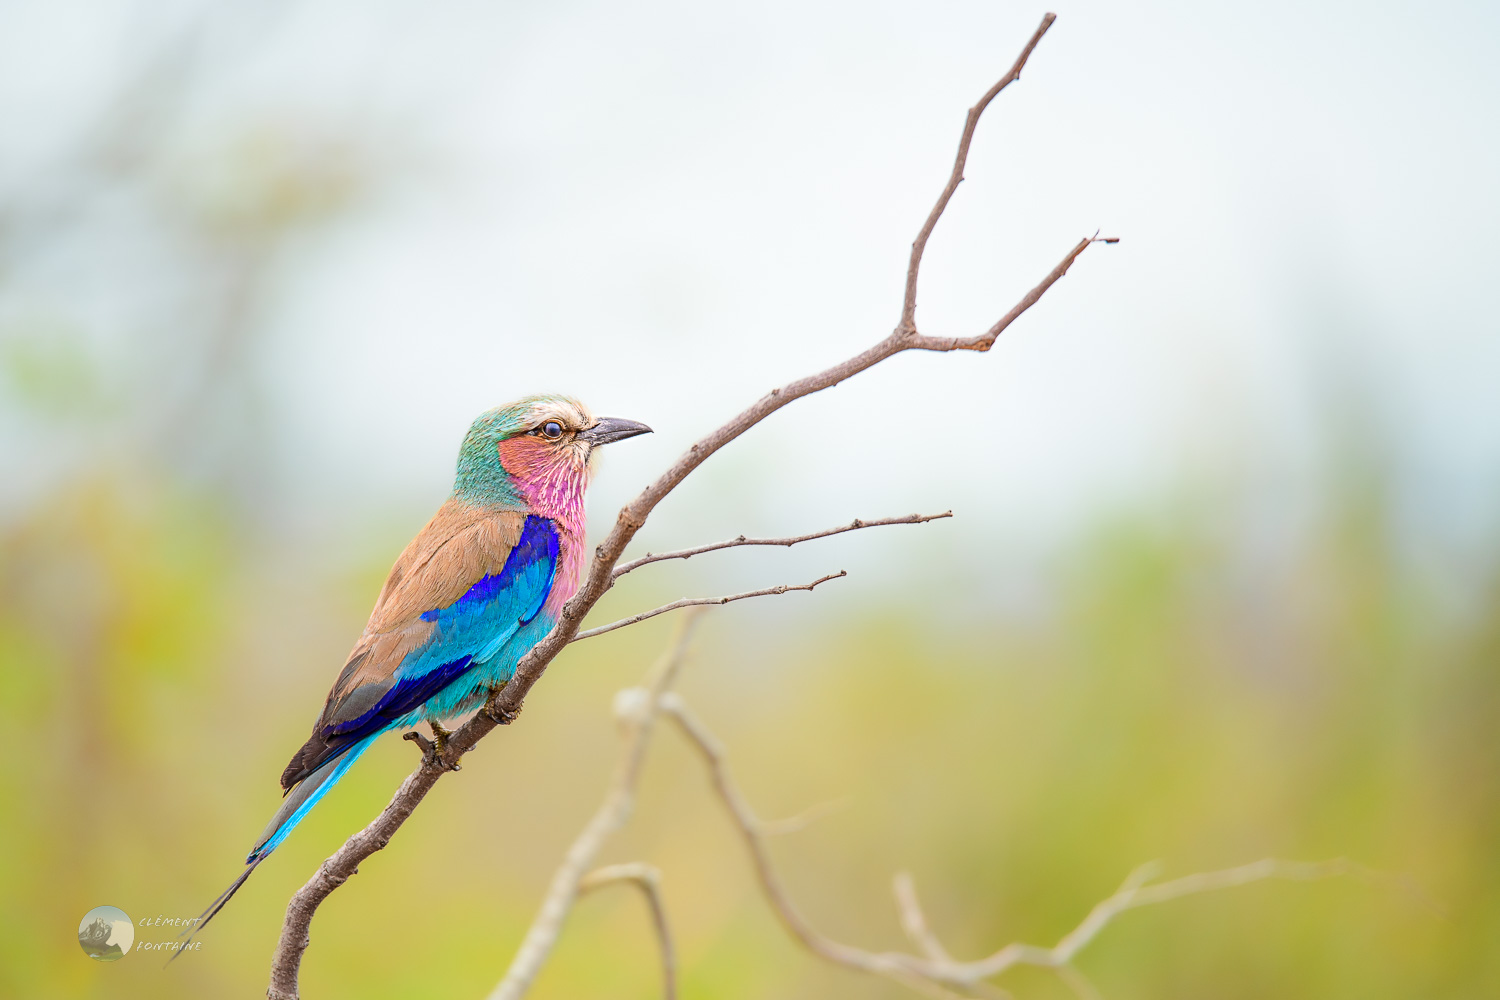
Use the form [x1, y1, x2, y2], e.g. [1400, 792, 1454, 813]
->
[400, 729, 435, 757]
[485, 619, 699, 1000]
[268, 14, 1112, 994]
[960, 856, 1373, 979]
[905, 234, 1118, 353]
[612, 512, 952, 579]
[579, 864, 677, 1000]
[893, 875, 1016, 1000]
[894, 872, 955, 965]
[572, 571, 847, 642]
[660, 691, 1364, 997]
[902, 13, 1057, 330]
[659, 691, 933, 986]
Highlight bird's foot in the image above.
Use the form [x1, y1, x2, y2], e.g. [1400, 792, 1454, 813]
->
[484, 686, 520, 726]
[428, 719, 452, 755]
[403, 730, 461, 772]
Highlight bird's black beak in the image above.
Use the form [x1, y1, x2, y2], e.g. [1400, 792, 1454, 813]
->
[578, 416, 652, 447]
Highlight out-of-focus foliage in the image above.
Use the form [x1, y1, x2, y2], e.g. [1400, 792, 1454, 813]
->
[2, 450, 1497, 999]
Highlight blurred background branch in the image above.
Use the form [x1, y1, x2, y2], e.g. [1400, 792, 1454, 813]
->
[489, 617, 700, 1000]
[495, 623, 1371, 1000]
[663, 690, 1365, 998]
[575, 864, 676, 1000]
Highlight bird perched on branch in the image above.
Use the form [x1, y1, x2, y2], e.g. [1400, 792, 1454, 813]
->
[182, 394, 650, 949]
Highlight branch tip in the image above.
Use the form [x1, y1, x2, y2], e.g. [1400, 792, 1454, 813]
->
[613, 511, 951, 579]
[574, 569, 847, 642]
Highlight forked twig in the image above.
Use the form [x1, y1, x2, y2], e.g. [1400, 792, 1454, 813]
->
[894, 872, 955, 965]
[902, 13, 1056, 330]
[578, 864, 676, 1000]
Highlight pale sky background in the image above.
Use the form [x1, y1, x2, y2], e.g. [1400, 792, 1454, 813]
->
[2, 0, 1497, 605]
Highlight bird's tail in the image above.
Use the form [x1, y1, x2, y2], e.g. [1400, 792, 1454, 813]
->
[246, 732, 377, 864]
[170, 734, 378, 963]
[167, 856, 265, 964]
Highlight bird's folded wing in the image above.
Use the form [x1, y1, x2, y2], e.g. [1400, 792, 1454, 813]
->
[280, 502, 559, 790]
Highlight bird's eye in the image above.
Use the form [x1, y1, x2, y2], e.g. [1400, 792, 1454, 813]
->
[539, 421, 564, 440]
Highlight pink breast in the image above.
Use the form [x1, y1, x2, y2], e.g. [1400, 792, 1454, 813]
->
[497, 437, 591, 616]
[543, 525, 587, 618]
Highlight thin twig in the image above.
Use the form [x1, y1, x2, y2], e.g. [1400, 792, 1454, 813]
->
[572, 571, 847, 642]
[612, 512, 952, 579]
[961, 857, 1372, 978]
[894, 875, 1016, 1000]
[894, 872, 955, 964]
[1054, 964, 1104, 1000]
[487, 618, 700, 1000]
[660, 691, 931, 986]
[758, 797, 850, 837]
[902, 13, 1057, 330]
[660, 691, 1364, 997]
[578, 863, 677, 1000]
[904, 234, 1118, 353]
[267, 13, 1109, 995]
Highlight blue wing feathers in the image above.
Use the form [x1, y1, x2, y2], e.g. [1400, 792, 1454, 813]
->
[421, 515, 558, 625]
[323, 653, 475, 738]
[319, 516, 559, 745]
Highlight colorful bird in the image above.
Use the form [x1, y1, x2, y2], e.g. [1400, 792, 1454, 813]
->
[183, 394, 650, 946]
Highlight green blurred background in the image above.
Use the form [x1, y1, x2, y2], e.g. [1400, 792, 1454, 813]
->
[3, 1, 1498, 998]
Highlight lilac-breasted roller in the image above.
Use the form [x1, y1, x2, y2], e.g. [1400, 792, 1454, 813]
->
[187, 394, 650, 941]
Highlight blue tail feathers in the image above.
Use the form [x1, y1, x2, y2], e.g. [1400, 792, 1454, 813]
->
[249, 734, 377, 863]
[172, 734, 378, 962]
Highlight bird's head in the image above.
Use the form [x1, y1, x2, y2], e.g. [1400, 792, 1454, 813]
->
[453, 394, 651, 523]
